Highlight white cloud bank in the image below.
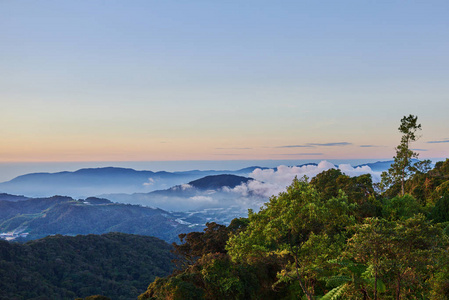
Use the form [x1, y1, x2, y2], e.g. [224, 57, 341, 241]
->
[227, 161, 381, 199]
[130, 161, 383, 212]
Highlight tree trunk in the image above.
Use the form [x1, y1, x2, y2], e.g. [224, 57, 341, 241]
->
[294, 256, 313, 300]
[374, 257, 378, 300]
[401, 173, 404, 196]
[361, 289, 368, 300]
[396, 274, 401, 300]
[374, 268, 377, 300]
[401, 141, 409, 196]
[401, 157, 406, 196]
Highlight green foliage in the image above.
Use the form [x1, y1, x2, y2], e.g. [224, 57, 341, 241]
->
[227, 178, 357, 299]
[402, 158, 449, 206]
[346, 215, 444, 299]
[139, 252, 284, 300]
[0, 232, 174, 300]
[382, 194, 423, 220]
[428, 253, 449, 300]
[140, 217, 287, 300]
[139, 275, 205, 300]
[320, 283, 347, 300]
[321, 259, 387, 299]
[310, 169, 379, 219]
[309, 168, 343, 200]
[172, 221, 244, 268]
[139, 160, 449, 300]
[198, 253, 252, 299]
[430, 194, 449, 223]
[430, 159, 449, 179]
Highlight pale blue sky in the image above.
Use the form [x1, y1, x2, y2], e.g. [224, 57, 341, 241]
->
[1, 1, 448, 162]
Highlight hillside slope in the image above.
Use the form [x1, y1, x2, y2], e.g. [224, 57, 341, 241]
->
[0, 196, 203, 243]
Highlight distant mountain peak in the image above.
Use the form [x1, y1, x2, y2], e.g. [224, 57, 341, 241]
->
[188, 174, 253, 190]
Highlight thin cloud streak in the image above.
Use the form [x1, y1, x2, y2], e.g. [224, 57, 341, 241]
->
[427, 138, 449, 144]
[276, 142, 352, 148]
[215, 147, 252, 150]
[308, 142, 352, 147]
[276, 145, 315, 148]
[278, 153, 323, 156]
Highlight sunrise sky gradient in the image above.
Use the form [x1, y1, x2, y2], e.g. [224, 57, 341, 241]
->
[1, 1, 449, 162]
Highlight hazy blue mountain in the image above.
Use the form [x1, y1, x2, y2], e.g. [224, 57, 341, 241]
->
[0, 166, 263, 198]
[188, 174, 253, 190]
[103, 174, 263, 212]
[354, 159, 422, 172]
[0, 163, 335, 199]
[353, 160, 393, 171]
[0, 167, 184, 198]
[171, 166, 264, 176]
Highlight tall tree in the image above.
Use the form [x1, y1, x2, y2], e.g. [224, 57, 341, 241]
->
[382, 114, 422, 196]
[346, 218, 393, 300]
[346, 215, 443, 299]
[227, 177, 356, 299]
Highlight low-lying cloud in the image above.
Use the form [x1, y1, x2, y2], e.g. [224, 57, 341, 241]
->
[226, 161, 381, 199]
[113, 161, 384, 212]
[189, 196, 216, 204]
[143, 178, 155, 186]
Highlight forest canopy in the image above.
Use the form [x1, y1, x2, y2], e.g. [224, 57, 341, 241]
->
[0, 233, 174, 300]
[139, 116, 449, 300]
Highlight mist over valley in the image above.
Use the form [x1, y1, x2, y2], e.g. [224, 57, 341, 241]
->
[0, 160, 395, 244]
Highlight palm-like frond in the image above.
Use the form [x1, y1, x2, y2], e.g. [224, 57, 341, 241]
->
[325, 275, 351, 287]
[320, 283, 348, 300]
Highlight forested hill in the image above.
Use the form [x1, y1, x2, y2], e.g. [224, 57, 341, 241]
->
[0, 232, 174, 300]
[188, 174, 253, 190]
[0, 196, 203, 243]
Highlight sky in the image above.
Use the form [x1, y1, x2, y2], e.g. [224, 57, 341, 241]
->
[1, 0, 449, 163]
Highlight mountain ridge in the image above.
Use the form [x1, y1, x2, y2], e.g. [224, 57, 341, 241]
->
[0, 166, 263, 198]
